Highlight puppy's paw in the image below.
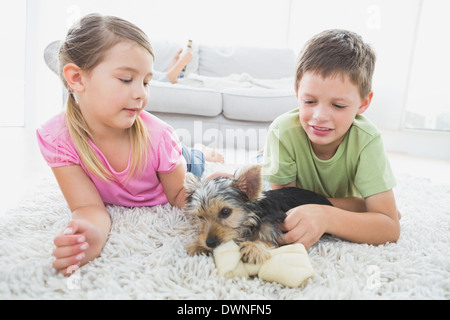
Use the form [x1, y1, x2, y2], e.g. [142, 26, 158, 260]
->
[186, 241, 211, 256]
[239, 241, 271, 264]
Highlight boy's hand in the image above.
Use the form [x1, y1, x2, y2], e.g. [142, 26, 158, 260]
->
[52, 219, 103, 276]
[280, 204, 329, 250]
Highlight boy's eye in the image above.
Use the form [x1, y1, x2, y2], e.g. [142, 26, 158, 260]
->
[120, 78, 132, 83]
[333, 104, 346, 109]
[303, 100, 316, 105]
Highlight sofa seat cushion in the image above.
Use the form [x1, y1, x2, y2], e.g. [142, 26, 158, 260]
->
[147, 81, 222, 117]
[221, 88, 298, 122]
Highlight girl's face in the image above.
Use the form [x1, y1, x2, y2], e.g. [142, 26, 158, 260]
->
[79, 41, 154, 135]
[296, 71, 372, 160]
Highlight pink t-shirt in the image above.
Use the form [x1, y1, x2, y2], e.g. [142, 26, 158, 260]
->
[36, 111, 185, 207]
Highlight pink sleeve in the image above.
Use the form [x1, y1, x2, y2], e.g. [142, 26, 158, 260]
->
[155, 125, 183, 174]
[36, 127, 80, 167]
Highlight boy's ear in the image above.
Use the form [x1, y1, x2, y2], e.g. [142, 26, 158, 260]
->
[233, 165, 262, 201]
[357, 91, 374, 114]
[63, 63, 85, 93]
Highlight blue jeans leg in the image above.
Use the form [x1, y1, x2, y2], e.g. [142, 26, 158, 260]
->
[182, 145, 205, 178]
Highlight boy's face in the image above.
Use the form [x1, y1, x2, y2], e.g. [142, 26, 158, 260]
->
[295, 71, 372, 160]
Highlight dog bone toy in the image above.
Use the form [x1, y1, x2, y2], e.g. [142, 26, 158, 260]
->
[213, 241, 314, 288]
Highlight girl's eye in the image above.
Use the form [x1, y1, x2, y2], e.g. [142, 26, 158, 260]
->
[120, 78, 132, 83]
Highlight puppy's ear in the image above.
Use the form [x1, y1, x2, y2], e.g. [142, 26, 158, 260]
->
[185, 172, 201, 196]
[233, 165, 262, 201]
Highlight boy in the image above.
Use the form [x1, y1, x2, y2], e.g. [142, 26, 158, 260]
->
[262, 29, 400, 250]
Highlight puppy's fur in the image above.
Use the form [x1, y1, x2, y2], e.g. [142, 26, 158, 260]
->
[185, 165, 332, 264]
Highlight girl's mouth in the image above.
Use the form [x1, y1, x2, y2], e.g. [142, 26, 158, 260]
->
[123, 108, 140, 115]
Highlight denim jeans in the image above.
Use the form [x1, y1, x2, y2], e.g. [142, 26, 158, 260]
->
[181, 145, 205, 178]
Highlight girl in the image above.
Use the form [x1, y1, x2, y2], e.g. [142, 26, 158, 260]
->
[36, 14, 211, 275]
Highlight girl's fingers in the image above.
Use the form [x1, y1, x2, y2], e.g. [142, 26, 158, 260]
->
[52, 252, 85, 271]
[54, 234, 85, 247]
[53, 242, 89, 259]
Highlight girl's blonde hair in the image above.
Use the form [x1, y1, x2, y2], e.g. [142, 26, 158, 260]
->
[58, 13, 154, 182]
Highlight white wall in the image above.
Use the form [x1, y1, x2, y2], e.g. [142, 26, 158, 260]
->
[25, 0, 450, 159]
[288, 0, 420, 131]
[0, 0, 26, 126]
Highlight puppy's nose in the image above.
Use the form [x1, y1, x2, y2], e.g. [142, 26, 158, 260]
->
[206, 237, 220, 248]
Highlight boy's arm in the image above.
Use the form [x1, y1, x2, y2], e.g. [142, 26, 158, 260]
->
[328, 197, 366, 212]
[325, 189, 400, 245]
[274, 181, 400, 248]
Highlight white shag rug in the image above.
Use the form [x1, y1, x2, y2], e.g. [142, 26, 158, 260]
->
[0, 162, 449, 300]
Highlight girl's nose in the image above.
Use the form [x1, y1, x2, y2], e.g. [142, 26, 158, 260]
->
[133, 83, 148, 101]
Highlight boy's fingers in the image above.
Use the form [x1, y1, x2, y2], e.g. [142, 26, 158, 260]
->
[283, 223, 308, 245]
[282, 208, 302, 231]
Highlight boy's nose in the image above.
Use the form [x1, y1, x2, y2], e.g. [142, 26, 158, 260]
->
[312, 104, 329, 121]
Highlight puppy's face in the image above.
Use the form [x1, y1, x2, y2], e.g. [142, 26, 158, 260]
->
[185, 165, 262, 253]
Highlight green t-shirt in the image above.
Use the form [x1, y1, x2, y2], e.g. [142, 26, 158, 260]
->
[262, 108, 396, 198]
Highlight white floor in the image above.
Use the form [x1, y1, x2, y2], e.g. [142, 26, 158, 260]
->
[1, 127, 450, 216]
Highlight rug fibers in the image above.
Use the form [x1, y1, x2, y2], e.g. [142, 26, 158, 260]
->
[0, 163, 449, 299]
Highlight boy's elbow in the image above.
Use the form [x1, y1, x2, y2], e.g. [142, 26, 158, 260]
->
[386, 221, 401, 244]
[393, 224, 401, 242]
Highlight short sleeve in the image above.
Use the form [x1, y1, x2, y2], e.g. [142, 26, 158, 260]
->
[354, 136, 397, 198]
[36, 126, 80, 167]
[154, 125, 183, 173]
[262, 127, 297, 185]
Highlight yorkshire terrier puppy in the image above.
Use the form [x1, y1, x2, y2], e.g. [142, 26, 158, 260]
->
[185, 165, 332, 264]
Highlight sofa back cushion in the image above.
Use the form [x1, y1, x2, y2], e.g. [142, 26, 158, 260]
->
[198, 45, 295, 79]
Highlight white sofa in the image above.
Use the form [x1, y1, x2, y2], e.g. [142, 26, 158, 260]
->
[44, 40, 299, 150]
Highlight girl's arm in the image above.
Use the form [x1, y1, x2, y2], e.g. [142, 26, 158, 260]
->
[158, 163, 187, 208]
[51, 165, 111, 275]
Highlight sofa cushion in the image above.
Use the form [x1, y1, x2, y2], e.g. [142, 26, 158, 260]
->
[198, 45, 295, 79]
[146, 81, 222, 117]
[221, 88, 298, 122]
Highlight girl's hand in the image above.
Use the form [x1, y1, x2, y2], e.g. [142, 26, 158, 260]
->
[52, 219, 103, 276]
[280, 204, 329, 250]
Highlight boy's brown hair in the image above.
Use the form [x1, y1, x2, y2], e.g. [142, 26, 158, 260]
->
[295, 29, 376, 99]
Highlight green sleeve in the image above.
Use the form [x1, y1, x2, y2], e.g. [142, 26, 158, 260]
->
[262, 127, 297, 185]
[354, 136, 397, 198]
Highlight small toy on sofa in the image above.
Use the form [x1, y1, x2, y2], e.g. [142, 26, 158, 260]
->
[213, 240, 314, 288]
